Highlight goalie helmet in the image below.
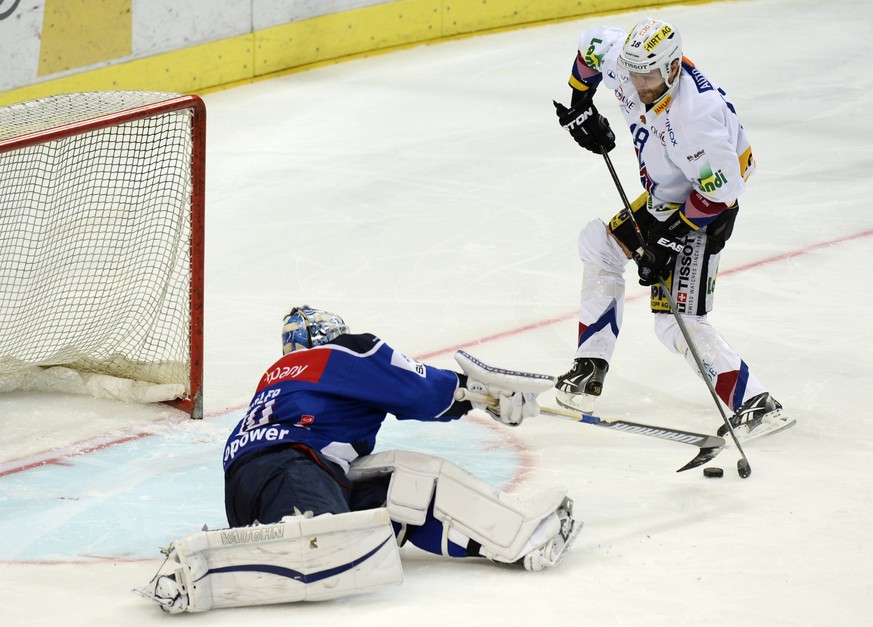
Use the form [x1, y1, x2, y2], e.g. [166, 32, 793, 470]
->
[618, 18, 683, 87]
[281, 306, 349, 354]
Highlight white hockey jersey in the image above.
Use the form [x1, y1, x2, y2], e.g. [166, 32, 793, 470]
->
[570, 27, 755, 229]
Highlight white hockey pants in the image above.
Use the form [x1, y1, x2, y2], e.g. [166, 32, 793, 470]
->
[575, 219, 766, 411]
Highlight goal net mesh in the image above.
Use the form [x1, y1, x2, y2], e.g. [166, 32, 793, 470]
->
[0, 92, 201, 406]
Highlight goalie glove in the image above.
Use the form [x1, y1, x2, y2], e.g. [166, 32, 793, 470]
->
[465, 379, 540, 427]
[454, 351, 555, 427]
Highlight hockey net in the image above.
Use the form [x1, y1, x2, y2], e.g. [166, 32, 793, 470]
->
[0, 92, 204, 418]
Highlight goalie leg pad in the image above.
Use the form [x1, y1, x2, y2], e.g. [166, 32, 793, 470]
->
[350, 450, 568, 564]
[135, 509, 402, 613]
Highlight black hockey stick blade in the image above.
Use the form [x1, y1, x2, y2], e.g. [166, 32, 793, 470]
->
[540, 405, 725, 472]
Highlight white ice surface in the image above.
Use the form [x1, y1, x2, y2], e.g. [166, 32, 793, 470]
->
[2, 0, 873, 624]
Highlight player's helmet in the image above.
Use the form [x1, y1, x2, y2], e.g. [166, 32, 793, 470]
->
[618, 18, 683, 87]
[281, 306, 349, 354]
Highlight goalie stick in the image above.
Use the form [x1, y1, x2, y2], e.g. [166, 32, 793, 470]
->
[452, 351, 724, 472]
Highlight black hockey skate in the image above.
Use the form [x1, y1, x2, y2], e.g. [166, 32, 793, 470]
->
[554, 358, 608, 413]
[718, 392, 796, 441]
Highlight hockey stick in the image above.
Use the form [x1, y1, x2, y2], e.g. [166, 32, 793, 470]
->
[599, 148, 752, 478]
[455, 387, 724, 472]
[540, 405, 725, 472]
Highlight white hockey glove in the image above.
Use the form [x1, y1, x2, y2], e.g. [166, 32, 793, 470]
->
[454, 350, 555, 427]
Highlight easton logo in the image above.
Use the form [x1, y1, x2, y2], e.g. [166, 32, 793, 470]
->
[657, 237, 684, 253]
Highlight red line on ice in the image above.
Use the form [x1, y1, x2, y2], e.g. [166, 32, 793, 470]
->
[418, 227, 873, 359]
[2, 227, 871, 478]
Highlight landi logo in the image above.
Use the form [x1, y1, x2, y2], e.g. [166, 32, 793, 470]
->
[698, 164, 728, 192]
[584, 38, 604, 69]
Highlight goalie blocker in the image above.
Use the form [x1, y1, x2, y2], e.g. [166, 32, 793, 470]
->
[135, 451, 581, 613]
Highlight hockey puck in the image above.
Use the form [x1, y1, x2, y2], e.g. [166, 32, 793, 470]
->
[703, 467, 724, 478]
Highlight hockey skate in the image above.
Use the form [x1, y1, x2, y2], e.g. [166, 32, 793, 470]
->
[554, 358, 609, 413]
[718, 392, 796, 441]
[521, 497, 582, 572]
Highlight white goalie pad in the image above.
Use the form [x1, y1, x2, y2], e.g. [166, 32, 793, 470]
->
[454, 350, 555, 394]
[134, 509, 402, 613]
[349, 450, 567, 564]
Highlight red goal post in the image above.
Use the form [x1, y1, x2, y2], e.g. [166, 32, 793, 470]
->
[0, 92, 205, 418]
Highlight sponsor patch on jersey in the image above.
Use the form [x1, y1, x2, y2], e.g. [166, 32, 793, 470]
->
[615, 86, 636, 112]
[258, 348, 331, 390]
[698, 164, 729, 193]
[390, 350, 427, 377]
[688, 66, 714, 93]
[583, 37, 604, 69]
[653, 93, 672, 115]
[738, 145, 755, 180]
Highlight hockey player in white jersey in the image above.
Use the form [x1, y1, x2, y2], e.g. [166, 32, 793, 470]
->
[135, 306, 580, 614]
[552, 18, 794, 440]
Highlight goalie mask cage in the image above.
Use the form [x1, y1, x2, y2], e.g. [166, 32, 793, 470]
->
[0, 92, 204, 419]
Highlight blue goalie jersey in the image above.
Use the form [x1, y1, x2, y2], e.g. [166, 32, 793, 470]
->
[223, 333, 468, 474]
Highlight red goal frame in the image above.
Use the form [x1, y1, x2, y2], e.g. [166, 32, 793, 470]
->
[0, 94, 205, 419]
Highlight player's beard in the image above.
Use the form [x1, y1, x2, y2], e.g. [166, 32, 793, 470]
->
[639, 84, 668, 105]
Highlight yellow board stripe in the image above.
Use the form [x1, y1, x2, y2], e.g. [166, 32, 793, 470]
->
[38, 0, 133, 77]
[3, 0, 711, 106]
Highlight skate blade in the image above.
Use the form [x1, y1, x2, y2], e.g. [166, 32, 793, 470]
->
[555, 394, 595, 414]
[745, 417, 797, 442]
[727, 417, 797, 444]
[132, 584, 175, 609]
